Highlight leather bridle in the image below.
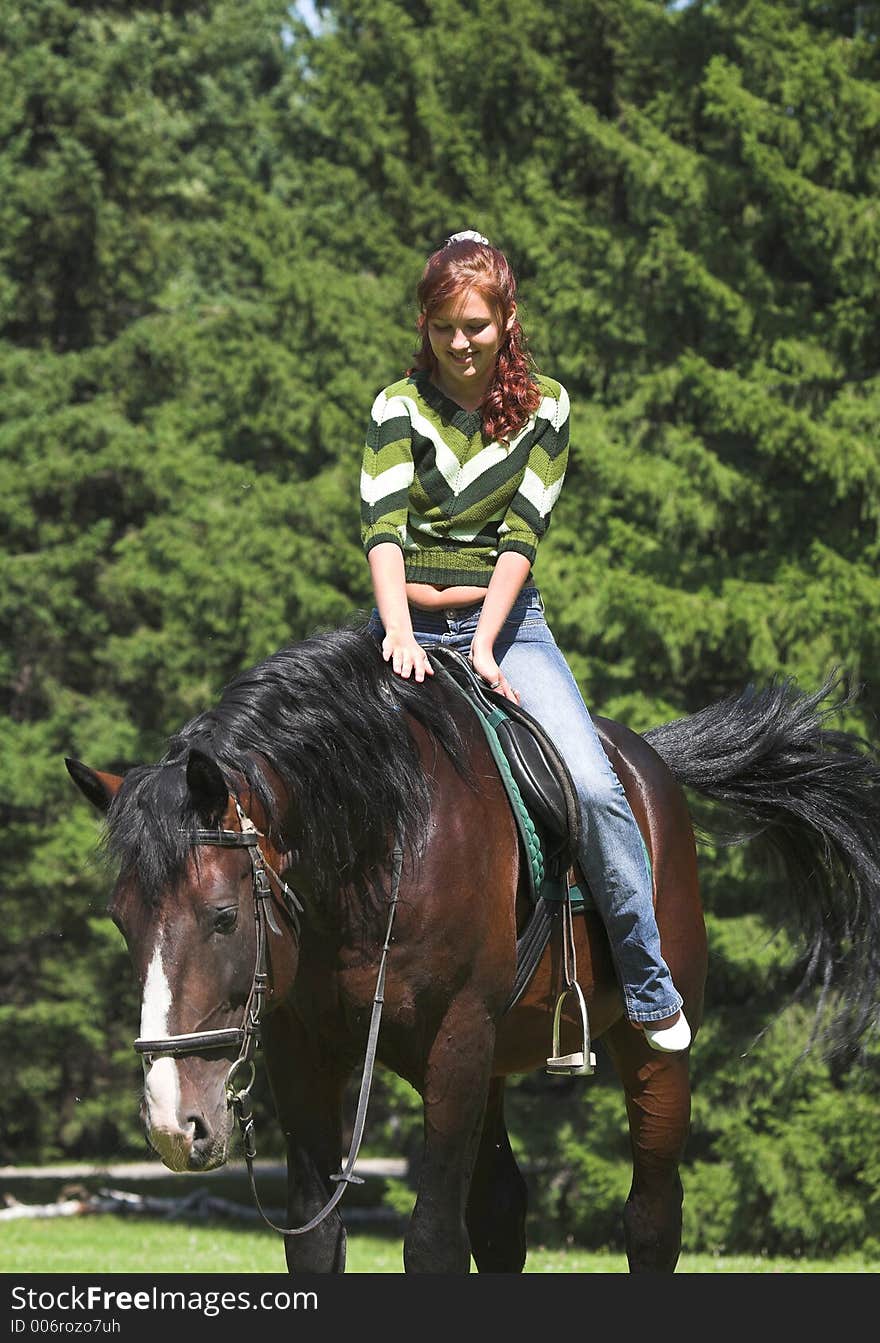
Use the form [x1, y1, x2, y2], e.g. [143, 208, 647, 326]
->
[132, 798, 402, 1237]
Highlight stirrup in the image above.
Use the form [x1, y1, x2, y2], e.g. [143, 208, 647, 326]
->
[546, 980, 596, 1076]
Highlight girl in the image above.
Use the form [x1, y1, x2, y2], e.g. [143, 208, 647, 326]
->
[360, 230, 690, 1051]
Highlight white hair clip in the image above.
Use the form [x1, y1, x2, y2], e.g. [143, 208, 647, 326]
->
[446, 230, 489, 246]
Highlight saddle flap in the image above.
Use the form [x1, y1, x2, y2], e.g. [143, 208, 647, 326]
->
[492, 716, 568, 843]
[429, 646, 580, 857]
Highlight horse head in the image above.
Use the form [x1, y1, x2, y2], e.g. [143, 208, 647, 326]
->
[66, 749, 300, 1174]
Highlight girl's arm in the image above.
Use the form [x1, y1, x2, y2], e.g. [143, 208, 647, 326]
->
[368, 542, 434, 682]
[468, 550, 532, 702]
[470, 381, 570, 701]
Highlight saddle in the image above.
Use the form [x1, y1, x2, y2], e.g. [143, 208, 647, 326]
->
[428, 647, 598, 1072]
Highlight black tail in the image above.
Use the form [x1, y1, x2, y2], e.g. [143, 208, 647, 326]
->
[645, 672, 880, 1054]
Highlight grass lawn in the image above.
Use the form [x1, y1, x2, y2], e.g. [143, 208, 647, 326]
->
[2, 1217, 877, 1274]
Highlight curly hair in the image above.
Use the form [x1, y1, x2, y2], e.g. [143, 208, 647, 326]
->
[409, 236, 542, 442]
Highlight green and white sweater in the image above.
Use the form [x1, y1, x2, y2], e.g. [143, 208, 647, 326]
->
[360, 370, 570, 587]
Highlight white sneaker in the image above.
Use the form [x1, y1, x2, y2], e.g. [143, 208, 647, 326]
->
[644, 1012, 691, 1053]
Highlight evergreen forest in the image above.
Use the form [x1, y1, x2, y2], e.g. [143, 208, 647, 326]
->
[2, 0, 879, 1259]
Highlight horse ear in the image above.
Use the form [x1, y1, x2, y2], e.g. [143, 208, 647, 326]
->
[185, 749, 229, 824]
[65, 759, 123, 814]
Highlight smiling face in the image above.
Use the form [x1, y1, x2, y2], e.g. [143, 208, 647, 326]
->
[425, 287, 514, 406]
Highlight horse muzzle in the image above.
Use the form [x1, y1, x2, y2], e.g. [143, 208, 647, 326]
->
[141, 1054, 235, 1172]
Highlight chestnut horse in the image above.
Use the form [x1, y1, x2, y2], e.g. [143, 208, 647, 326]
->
[66, 625, 880, 1273]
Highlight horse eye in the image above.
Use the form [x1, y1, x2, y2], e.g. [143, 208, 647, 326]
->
[213, 906, 238, 934]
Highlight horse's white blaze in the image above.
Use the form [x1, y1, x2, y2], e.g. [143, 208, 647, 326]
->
[140, 942, 185, 1136]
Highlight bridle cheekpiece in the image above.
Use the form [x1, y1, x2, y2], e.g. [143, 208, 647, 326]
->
[132, 794, 402, 1238]
[133, 801, 303, 1111]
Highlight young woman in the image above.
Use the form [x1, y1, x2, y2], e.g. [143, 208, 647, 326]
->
[360, 230, 690, 1051]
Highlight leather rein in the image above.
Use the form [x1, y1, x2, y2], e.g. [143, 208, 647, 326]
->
[132, 799, 403, 1237]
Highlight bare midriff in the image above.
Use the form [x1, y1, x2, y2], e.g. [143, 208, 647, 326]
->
[405, 581, 487, 611]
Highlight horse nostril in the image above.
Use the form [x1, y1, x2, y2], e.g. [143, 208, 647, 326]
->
[187, 1113, 212, 1147]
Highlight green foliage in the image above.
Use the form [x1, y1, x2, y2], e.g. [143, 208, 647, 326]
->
[1, 0, 878, 1259]
[506, 1074, 635, 1249]
[684, 1011, 880, 1255]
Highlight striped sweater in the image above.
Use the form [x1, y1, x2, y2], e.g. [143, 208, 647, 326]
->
[360, 370, 570, 586]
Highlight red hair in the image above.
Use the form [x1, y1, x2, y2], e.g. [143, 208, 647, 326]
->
[409, 237, 542, 442]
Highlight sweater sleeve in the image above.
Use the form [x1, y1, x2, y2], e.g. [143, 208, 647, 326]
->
[360, 387, 416, 556]
[496, 381, 570, 565]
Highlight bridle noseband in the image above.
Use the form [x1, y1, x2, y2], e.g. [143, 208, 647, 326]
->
[132, 799, 402, 1238]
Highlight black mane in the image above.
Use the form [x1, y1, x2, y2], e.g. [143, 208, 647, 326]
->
[103, 624, 472, 904]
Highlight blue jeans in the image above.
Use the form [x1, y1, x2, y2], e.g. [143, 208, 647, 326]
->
[367, 586, 682, 1023]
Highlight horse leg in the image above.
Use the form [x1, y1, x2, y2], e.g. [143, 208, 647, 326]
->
[261, 1008, 349, 1274]
[601, 1018, 692, 1273]
[280, 1134, 348, 1274]
[466, 1076, 528, 1272]
[404, 1001, 496, 1274]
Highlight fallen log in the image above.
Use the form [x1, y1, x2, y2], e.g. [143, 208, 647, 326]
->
[0, 1185, 403, 1224]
